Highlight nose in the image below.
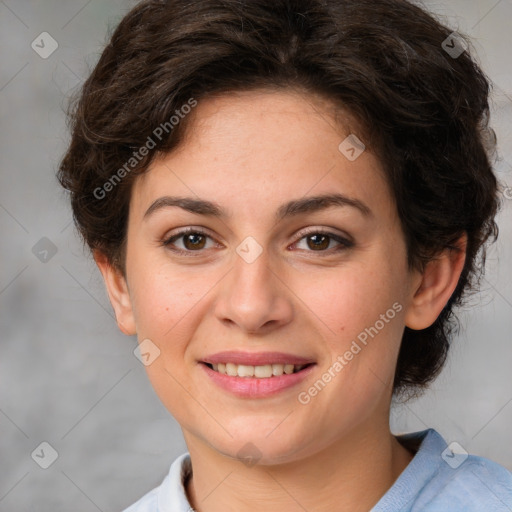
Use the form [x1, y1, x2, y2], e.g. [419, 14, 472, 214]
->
[213, 244, 294, 335]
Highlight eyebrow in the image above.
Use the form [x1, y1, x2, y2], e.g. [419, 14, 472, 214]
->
[143, 193, 372, 221]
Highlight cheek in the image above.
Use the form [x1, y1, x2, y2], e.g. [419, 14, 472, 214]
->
[304, 262, 402, 335]
[306, 260, 407, 388]
[128, 257, 205, 338]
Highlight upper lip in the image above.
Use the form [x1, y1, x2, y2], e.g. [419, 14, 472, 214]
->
[201, 351, 316, 366]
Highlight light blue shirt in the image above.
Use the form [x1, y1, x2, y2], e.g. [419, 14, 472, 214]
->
[122, 428, 512, 511]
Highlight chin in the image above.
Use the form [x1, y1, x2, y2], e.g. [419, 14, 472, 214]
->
[210, 428, 313, 466]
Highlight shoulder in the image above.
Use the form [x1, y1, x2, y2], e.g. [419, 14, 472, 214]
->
[415, 454, 512, 511]
[373, 428, 512, 512]
[411, 429, 512, 511]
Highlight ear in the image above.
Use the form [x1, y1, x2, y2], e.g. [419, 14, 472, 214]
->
[404, 234, 467, 330]
[93, 250, 136, 335]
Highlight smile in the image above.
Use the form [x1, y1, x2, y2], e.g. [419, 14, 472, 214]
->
[200, 361, 316, 398]
[205, 362, 311, 378]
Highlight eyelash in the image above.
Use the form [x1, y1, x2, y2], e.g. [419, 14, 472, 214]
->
[161, 227, 354, 256]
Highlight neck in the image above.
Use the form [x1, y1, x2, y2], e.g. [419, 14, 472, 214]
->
[184, 422, 414, 512]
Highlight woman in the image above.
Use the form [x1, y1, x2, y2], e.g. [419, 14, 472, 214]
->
[57, 0, 512, 510]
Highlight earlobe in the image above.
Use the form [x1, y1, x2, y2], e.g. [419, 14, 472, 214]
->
[404, 234, 467, 330]
[93, 250, 137, 335]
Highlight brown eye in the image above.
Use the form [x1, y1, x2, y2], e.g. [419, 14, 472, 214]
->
[293, 230, 353, 253]
[181, 232, 207, 250]
[306, 233, 331, 251]
[162, 227, 353, 256]
[162, 228, 214, 254]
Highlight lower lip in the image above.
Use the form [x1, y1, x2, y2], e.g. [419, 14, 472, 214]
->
[200, 363, 316, 398]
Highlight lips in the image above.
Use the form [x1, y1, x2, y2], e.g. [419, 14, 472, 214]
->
[199, 351, 316, 397]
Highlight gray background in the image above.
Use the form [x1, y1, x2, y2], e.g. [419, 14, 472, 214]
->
[0, 1, 511, 511]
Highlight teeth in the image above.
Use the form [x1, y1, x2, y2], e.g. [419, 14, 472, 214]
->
[226, 363, 238, 376]
[209, 362, 308, 378]
[237, 364, 254, 377]
[272, 364, 284, 376]
[254, 364, 272, 378]
[284, 364, 294, 375]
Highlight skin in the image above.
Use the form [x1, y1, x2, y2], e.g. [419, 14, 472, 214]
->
[95, 89, 466, 512]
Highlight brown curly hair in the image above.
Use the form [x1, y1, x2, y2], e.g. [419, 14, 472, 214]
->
[57, 0, 500, 399]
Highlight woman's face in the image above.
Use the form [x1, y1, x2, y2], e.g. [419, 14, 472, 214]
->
[118, 90, 422, 463]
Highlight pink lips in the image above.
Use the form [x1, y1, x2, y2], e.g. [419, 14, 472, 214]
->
[199, 351, 316, 398]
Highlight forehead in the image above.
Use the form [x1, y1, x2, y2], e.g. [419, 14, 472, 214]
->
[130, 89, 393, 222]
